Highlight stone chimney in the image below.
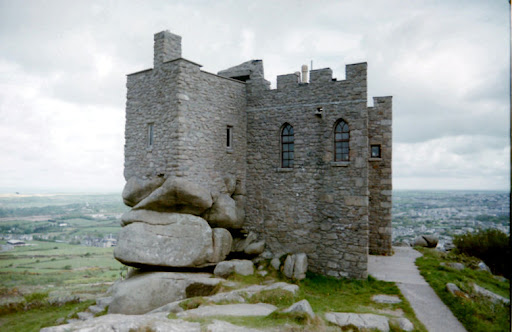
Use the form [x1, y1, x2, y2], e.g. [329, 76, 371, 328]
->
[153, 31, 182, 68]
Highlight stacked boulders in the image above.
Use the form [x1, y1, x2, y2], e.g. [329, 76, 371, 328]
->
[111, 175, 268, 314]
[116, 176, 248, 268]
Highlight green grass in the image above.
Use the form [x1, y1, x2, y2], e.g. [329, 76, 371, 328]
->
[0, 299, 94, 332]
[416, 247, 510, 332]
[189, 270, 427, 331]
[0, 241, 123, 302]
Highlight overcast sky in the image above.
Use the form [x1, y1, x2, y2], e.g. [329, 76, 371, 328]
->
[0, 0, 509, 193]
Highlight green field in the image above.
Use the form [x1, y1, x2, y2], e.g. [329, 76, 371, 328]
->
[0, 241, 124, 304]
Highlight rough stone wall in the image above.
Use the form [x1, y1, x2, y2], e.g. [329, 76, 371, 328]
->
[124, 64, 181, 181]
[173, 60, 247, 195]
[368, 97, 393, 255]
[244, 64, 370, 279]
[125, 31, 247, 196]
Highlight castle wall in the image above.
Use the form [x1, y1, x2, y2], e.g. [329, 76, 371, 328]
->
[368, 97, 393, 255]
[244, 64, 370, 279]
[173, 61, 247, 195]
[124, 63, 181, 180]
[124, 31, 247, 195]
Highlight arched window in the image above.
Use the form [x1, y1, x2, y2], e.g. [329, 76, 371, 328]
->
[334, 119, 349, 161]
[281, 123, 294, 168]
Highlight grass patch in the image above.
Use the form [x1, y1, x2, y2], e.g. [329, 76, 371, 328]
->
[416, 247, 510, 332]
[0, 299, 94, 332]
[248, 289, 296, 307]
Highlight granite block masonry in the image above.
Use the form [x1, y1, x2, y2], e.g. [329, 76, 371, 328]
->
[119, 30, 393, 279]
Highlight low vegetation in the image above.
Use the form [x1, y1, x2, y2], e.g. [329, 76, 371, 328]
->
[416, 247, 510, 332]
[0, 241, 123, 331]
[183, 269, 427, 331]
[453, 228, 510, 278]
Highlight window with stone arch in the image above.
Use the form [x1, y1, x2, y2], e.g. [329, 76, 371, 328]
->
[334, 119, 350, 161]
[281, 123, 294, 168]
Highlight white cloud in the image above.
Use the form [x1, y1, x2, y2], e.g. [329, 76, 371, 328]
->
[0, 0, 509, 192]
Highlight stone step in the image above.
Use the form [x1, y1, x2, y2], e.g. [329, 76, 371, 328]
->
[77, 311, 94, 321]
[88, 305, 105, 314]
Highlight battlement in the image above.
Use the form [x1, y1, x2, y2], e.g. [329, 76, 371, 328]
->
[274, 63, 366, 91]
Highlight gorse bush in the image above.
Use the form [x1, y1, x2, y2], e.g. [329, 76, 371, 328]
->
[453, 228, 510, 278]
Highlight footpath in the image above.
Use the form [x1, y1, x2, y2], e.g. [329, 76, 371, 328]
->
[368, 246, 467, 332]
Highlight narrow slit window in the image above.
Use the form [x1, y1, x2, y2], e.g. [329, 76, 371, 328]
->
[371, 145, 381, 158]
[281, 123, 294, 168]
[147, 123, 154, 147]
[334, 119, 349, 161]
[226, 126, 233, 149]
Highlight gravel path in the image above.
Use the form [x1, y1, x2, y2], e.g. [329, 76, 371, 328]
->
[368, 246, 467, 332]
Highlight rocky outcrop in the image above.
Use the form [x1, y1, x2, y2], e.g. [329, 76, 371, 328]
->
[41, 313, 200, 332]
[122, 176, 165, 207]
[114, 175, 250, 314]
[115, 216, 216, 267]
[134, 177, 213, 215]
[108, 272, 222, 314]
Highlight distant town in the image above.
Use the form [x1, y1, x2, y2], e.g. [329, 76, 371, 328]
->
[0, 191, 509, 252]
[393, 190, 509, 249]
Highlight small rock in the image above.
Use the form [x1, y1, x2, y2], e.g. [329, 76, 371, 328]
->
[244, 241, 265, 255]
[270, 257, 281, 270]
[77, 312, 94, 321]
[473, 283, 510, 304]
[422, 235, 438, 247]
[446, 283, 469, 298]
[443, 262, 465, 271]
[413, 235, 438, 248]
[372, 295, 402, 304]
[283, 253, 308, 280]
[210, 228, 233, 263]
[257, 270, 268, 277]
[283, 299, 315, 318]
[395, 318, 414, 331]
[87, 305, 104, 314]
[207, 320, 265, 332]
[413, 236, 428, 247]
[477, 261, 491, 273]
[325, 312, 389, 332]
[214, 260, 254, 278]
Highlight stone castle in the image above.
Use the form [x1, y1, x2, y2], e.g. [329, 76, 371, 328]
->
[116, 30, 392, 280]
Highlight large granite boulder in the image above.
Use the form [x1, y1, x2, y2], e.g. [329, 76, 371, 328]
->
[108, 272, 222, 314]
[114, 214, 215, 267]
[122, 176, 165, 207]
[134, 177, 212, 215]
[203, 194, 242, 229]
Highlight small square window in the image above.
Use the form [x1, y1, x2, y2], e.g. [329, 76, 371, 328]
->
[371, 145, 381, 158]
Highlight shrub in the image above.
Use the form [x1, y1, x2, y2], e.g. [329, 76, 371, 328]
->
[453, 229, 510, 278]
